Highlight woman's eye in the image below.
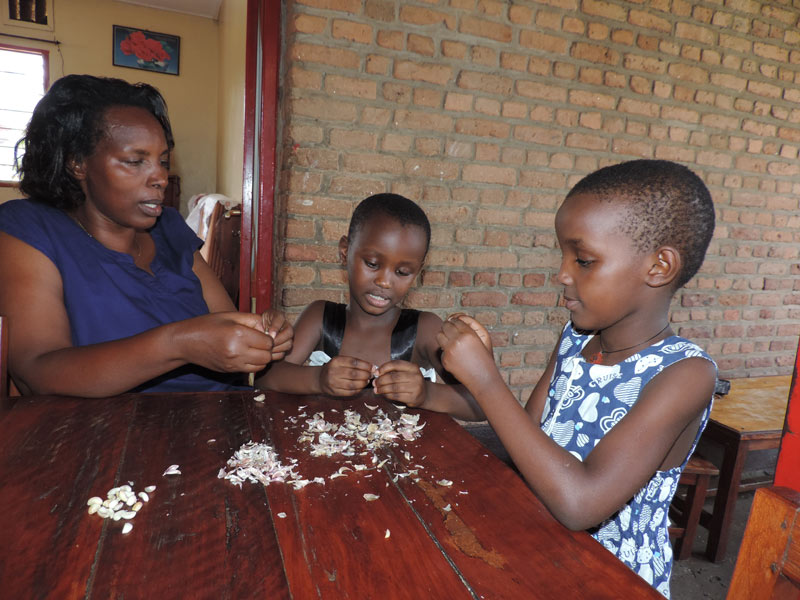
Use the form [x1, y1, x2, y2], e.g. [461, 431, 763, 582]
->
[125, 159, 143, 166]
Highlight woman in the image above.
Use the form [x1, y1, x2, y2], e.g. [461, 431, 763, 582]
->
[0, 74, 291, 397]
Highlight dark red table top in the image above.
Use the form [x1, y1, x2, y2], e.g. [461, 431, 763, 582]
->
[0, 389, 660, 599]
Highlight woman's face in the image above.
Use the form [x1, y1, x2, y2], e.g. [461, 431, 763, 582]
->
[72, 105, 169, 229]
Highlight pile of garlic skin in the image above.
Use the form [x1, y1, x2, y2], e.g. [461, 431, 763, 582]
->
[217, 441, 321, 490]
[219, 405, 426, 491]
[86, 483, 156, 534]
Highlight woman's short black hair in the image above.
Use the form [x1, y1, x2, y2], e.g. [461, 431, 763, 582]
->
[15, 74, 174, 211]
[348, 193, 432, 255]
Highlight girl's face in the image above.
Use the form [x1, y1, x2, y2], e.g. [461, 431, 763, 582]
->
[340, 214, 427, 317]
[72, 105, 169, 229]
[554, 192, 651, 331]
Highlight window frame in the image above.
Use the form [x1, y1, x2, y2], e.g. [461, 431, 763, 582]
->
[1, 0, 54, 32]
[0, 42, 49, 187]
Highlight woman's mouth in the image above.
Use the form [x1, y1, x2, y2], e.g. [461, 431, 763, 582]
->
[139, 201, 163, 217]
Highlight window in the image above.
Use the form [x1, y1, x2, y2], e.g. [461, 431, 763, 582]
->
[0, 44, 48, 184]
[7, 0, 48, 25]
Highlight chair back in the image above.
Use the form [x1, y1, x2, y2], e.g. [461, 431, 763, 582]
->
[200, 203, 241, 305]
[726, 486, 800, 599]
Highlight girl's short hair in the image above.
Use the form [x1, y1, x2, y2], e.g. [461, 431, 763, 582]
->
[566, 159, 715, 288]
[15, 74, 174, 211]
[348, 193, 431, 254]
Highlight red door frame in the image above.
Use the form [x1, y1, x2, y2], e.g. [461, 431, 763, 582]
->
[240, 0, 281, 313]
[775, 339, 800, 491]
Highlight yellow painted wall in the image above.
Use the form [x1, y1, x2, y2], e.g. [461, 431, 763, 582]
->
[0, 0, 220, 211]
[216, 0, 246, 203]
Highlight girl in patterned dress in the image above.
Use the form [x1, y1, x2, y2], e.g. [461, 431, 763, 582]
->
[429, 160, 717, 598]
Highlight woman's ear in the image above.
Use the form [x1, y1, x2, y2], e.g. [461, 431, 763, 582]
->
[338, 235, 349, 265]
[646, 246, 681, 288]
[67, 157, 87, 182]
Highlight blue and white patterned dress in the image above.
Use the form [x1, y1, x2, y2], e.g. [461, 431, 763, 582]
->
[540, 322, 715, 598]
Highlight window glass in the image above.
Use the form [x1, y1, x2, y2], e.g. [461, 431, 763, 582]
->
[0, 45, 47, 183]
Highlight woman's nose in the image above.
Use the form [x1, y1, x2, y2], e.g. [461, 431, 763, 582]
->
[149, 164, 168, 190]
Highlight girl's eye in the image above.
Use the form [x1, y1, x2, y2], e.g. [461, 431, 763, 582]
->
[365, 260, 378, 269]
[396, 270, 412, 277]
[576, 258, 593, 268]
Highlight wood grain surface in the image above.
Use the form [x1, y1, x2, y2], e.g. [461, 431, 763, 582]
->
[0, 389, 661, 599]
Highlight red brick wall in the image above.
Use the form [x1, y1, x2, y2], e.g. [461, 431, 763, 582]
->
[275, 0, 800, 401]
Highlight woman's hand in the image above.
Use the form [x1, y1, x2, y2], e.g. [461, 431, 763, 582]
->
[177, 312, 277, 373]
[261, 309, 293, 360]
[373, 360, 426, 407]
[436, 316, 498, 393]
[318, 356, 373, 396]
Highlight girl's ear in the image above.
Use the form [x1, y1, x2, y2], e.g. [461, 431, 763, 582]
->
[338, 235, 349, 265]
[645, 246, 681, 288]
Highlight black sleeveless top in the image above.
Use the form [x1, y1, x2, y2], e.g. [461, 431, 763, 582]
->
[320, 301, 421, 362]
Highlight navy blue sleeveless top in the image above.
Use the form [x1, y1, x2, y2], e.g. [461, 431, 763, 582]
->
[0, 198, 242, 393]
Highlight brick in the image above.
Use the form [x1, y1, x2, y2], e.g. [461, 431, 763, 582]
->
[455, 118, 510, 139]
[332, 19, 372, 43]
[514, 125, 563, 146]
[291, 43, 360, 69]
[516, 81, 568, 103]
[461, 291, 507, 307]
[582, 0, 627, 21]
[326, 74, 377, 99]
[292, 14, 327, 34]
[282, 287, 341, 308]
[569, 89, 616, 110]
[394, 109, 453, 133]
[460, 15, 512, 43]
[457, 71, 513, 95]
[466, 251, 518, 268]
[407, 34, 435, 56]
[462, 164, 516, 186]
[365, 0, 394, 21]
[628, 9, 671, 32]
[571, 42, 620, 65]
[519, 30, 569, 54]
[399, 5, 457, 29]
[394, 61, 452, 85]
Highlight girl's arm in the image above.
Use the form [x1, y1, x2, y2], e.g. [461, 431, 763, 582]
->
[256, 300, 374, 395]
[438, 317, 716, 531]
[0, 233, 276, 397]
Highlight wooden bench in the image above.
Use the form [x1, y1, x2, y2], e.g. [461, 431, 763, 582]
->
[670, 454, 719, 560]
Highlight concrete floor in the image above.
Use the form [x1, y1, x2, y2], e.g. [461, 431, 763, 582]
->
[459, 422, 772, 600]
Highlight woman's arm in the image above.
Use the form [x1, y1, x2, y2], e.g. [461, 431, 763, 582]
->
[438, 317, 716, 530]
[0, 233, 275, 397]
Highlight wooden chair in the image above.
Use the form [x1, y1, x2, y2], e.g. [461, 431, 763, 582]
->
[669, 454, 720, 560]
[726, 486, 800, 599]
[200, 203, 241, 305]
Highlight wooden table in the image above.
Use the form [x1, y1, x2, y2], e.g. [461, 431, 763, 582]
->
[0, 389, 661, 599]
[702, 375, 792, 562]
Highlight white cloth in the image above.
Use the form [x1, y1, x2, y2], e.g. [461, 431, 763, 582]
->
[185, 193, 241, 240]
[308, 350, 437, 382]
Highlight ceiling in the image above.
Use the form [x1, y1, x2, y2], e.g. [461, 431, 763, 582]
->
[115, 0, 224, 20]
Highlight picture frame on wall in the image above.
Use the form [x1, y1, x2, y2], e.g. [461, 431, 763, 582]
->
[112, 25, 180, 76]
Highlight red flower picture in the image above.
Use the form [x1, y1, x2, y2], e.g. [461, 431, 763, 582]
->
[120, 30, 171, 64]
[113, 26, 180, 75]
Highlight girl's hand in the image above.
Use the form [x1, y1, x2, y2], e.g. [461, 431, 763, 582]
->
[373, 360, 426, 407]
[446, 313, 493, 353]
[318, 356, 373, 396]
[261, 309, 293, 360]
[436, 317, 498, 391]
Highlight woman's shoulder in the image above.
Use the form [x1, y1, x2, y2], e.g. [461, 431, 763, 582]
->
[0, 198, 58, 221]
